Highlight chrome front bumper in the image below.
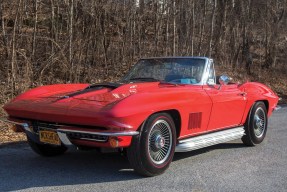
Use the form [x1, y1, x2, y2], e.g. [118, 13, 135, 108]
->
[56, 128, 139, 146]
[0, 117, 30, 131]
[0, 117, 139, 146]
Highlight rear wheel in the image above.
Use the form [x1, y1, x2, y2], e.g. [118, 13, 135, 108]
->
[242, 101, 268, 146]
[127, 113, 176, 176]
[27, 137, 67, 157]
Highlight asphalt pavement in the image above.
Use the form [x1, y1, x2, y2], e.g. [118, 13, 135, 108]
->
[0, 107, 286, 192]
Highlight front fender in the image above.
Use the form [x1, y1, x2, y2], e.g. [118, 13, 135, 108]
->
[239, 82, 279, 124]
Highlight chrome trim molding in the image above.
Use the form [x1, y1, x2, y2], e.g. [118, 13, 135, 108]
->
[0, 117, 139, 147]
[56, 129, 138, 146]
[0, 117, 30, 132]
[57, 129, 139, 137]
[175, 126, 245, 152]
[57, 131, 73, 146]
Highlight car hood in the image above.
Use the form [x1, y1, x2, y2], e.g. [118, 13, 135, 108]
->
[3, 82, 163, 125]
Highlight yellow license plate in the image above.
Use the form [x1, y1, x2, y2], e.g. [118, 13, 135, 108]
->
[39, 130, 61, 145]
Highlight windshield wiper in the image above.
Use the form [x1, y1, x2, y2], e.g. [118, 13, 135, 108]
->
[129, 77, 160, 82]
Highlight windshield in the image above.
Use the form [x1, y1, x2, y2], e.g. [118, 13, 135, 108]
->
[121, 58, 207, 84]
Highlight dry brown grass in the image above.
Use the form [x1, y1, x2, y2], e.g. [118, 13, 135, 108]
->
[0, 101, 26, 143]
[0, 122, 26, 145]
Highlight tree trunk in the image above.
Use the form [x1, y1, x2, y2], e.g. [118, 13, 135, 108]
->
[10, 0, 22, 96]
[172, 0, 176, 56]
[198, 0, 207, 56]
[208, 0, 217, 57]
[32, 0, 38, 58]
[69, 0, 74, 81]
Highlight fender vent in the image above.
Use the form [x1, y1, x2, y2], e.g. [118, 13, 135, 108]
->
[188, 112, 202, 129]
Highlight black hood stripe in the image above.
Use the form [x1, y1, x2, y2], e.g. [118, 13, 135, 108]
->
[56, 82, 123, 100]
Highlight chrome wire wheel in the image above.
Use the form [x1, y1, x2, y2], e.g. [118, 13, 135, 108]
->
[148, 119, 172, 165]
[242, 101, 268, 146]
[127, 113, 176, 176]
[253, 107, 266, 138]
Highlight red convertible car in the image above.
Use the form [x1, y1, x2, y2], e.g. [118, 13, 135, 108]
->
[0, 57, 279, 176]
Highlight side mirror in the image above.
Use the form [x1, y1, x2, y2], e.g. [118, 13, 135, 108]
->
[219, 75, 230, 85]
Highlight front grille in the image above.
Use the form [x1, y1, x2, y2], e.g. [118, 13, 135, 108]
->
[30, 120, 109, 142]
[67, 132, 108, 142]
[31, 121, 61, 133]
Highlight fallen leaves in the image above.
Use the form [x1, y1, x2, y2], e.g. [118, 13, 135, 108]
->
[0, 123, 26, 145]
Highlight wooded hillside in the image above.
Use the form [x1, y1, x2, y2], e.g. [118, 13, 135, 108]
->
[0, 0, 287, 106]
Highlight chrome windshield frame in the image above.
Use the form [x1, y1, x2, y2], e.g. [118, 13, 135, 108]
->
[122, 56, 211, 85]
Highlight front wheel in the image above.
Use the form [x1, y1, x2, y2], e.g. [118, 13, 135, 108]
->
[242, 101, 268, 146]
[127, 113, 176, 176]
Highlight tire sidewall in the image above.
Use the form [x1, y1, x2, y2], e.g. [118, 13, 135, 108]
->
[139, 113, 176, 174]
[247, 102, 268, 145]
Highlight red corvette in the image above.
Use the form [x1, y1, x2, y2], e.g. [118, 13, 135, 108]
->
[0, 57, 279, 176]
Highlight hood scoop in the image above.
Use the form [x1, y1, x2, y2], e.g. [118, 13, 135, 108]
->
[66, 82, 122, 97]
[44, 82, 123, 102]
[87, 82, 122, 89]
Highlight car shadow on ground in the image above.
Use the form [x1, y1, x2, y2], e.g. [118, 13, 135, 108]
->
[0, 141, 245, 191]
[0, 144, 142, 191]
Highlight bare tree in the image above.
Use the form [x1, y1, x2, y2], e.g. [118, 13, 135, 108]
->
[69, 0, 74, 81]
[0, 0, 286, 102]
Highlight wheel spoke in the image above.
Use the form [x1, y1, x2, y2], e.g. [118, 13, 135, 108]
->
[253, 107, 266, 137]
[148, 119, 173, 165]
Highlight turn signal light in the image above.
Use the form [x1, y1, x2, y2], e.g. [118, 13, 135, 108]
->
[109, 137, 119, 148]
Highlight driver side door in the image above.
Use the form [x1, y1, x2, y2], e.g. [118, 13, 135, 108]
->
[204, 84, 247, 131]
